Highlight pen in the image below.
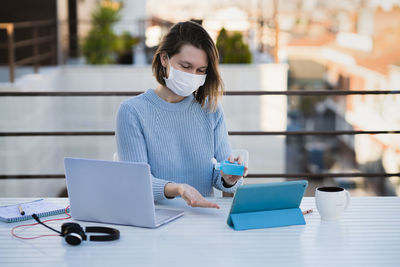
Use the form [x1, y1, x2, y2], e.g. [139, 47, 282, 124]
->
[302, 209, 313, 215]
[18, 204, 25, 215]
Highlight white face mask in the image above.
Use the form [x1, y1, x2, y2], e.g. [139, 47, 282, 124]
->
[163, 57, 207, 97]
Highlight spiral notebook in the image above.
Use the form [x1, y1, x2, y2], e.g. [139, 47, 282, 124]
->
[0, 199, 68, 223]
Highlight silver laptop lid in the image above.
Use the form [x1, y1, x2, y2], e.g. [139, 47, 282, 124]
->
[64, 157, 156, 227]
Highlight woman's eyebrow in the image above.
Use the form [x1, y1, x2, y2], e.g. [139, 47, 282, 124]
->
[179, 60, 207, 68]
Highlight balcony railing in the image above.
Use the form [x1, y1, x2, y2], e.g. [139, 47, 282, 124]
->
[1, 90, 399, 186]
[0, 20, 57, 83]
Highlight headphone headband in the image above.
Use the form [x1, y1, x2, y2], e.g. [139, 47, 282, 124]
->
[85, 226, 120, 241]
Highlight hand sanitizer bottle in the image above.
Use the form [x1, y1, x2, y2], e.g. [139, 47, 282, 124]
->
[211, 158, 245, 176]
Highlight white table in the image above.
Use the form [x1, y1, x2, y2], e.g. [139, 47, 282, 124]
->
[0, 197, 400, 267]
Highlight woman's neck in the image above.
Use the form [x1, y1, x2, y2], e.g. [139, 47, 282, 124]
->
[154, 85, 185, 103]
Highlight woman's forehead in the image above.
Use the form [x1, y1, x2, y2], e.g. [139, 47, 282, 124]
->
[174, 44, 208, 66]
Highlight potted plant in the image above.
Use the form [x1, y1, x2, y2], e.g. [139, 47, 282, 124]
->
[82, 3, 121, 64]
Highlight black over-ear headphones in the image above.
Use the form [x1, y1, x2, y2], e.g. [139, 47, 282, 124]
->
[32, 214, 120, 246]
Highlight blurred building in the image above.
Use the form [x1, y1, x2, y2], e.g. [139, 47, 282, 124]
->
[285, 2, 400, 193]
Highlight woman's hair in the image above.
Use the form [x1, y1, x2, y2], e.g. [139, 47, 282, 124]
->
[152, 21, 223, 112]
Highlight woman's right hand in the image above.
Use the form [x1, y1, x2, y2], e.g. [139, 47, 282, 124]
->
[164, 183, 220, 209]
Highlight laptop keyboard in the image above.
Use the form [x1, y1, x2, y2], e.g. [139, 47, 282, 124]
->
[155, 209, 174, 224]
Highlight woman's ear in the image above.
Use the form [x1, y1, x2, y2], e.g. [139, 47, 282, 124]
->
[160, 52, 168, 68]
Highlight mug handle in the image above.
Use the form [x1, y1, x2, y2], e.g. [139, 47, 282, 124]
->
[344, 190, 351, 210]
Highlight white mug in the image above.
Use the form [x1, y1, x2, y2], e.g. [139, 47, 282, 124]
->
[315, 187, 351, 221]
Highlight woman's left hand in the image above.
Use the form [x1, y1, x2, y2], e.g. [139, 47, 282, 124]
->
[221, 154, 248, 186]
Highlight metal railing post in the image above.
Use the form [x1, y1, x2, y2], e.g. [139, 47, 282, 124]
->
[33, 25, 39, 73]
[7, 24, 15, 83]
[50, 23, 56, 64]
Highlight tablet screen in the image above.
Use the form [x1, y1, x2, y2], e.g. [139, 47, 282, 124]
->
[229, 180, 308, 214]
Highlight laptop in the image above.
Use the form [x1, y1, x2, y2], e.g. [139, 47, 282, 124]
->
[64, 157, 184, 228]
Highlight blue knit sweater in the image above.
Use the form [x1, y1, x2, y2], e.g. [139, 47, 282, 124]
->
[116, 89, 243, 201]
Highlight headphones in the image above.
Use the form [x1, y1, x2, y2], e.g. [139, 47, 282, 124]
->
[32, 214, 120, 246]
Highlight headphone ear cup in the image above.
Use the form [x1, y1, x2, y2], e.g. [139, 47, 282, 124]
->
[61, 223, 86, 246]
[65, 232, 83, 246]
[61, 223, 81, 234]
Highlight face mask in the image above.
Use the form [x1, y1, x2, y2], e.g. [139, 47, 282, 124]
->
[163, 57, 207, 97]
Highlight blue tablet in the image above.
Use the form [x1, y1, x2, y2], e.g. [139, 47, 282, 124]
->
[227, 180, 308, 230]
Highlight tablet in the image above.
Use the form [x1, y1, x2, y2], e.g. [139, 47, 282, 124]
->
[227, 180, 308, 229]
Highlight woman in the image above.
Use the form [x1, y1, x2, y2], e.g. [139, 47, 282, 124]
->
[116, 21, 248, 209]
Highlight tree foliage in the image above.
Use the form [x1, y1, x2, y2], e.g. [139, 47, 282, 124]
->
[82, 5, 121, 64]
[216, 28, 252, 64]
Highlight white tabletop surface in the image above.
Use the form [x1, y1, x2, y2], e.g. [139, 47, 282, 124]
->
[0, 197, 400, 267]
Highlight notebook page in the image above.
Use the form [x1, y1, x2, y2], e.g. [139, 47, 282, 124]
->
[0, 199, 67, 222]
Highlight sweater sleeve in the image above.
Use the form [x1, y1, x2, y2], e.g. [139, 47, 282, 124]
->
[115, 101, 171, 202]
[212, 106, 243, 193]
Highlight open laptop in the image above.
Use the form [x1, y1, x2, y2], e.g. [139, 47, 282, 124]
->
[64, 157, 184, 228]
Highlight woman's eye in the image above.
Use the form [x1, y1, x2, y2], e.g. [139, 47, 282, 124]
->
[181, 65, 190, 69]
